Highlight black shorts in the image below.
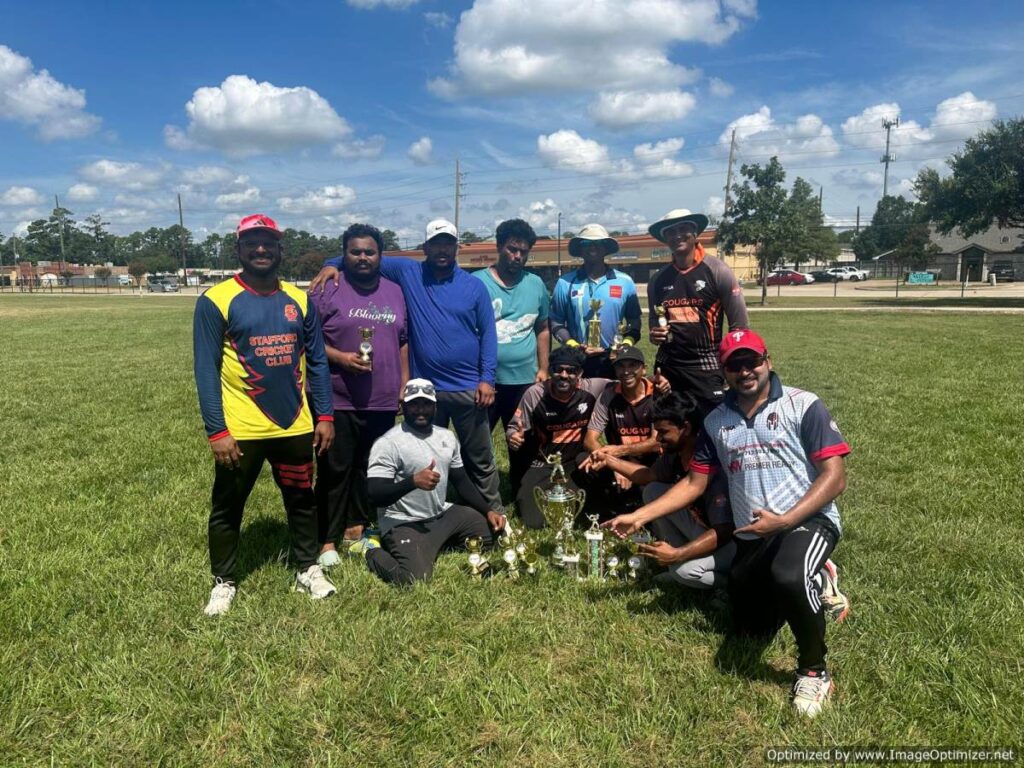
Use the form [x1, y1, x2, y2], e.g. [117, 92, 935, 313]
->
[654, 362, 725, 416]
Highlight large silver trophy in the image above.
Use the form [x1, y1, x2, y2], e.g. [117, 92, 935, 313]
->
[533, 453, 586, 570]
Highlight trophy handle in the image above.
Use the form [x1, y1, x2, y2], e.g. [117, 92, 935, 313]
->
[574, 489, 587, 519]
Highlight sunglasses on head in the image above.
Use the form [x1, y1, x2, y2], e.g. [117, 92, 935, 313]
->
[723, 354, 766, 372]
[403, 383, 436, 397]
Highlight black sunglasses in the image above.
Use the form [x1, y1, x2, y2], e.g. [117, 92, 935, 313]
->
[723, 354, 766, 373]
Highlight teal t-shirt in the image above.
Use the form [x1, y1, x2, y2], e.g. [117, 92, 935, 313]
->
[473, 268, 550, 385]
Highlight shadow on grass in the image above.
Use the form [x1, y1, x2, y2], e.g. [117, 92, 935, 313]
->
[234, 517, 292, 583]
[714, 633, 793, 685]
[859, 296, 1024, 309]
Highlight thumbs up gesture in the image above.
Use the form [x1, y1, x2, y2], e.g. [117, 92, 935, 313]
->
[653, 367, 671, 394]
[414, 458, 441, 491]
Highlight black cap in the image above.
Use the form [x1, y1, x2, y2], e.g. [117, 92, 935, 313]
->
[612, 345, 645, 365]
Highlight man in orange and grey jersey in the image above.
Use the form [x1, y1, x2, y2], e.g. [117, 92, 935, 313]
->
[579, 346, 667, 514]
[647, 209, 748, 414]
[506, 346, 609, 529]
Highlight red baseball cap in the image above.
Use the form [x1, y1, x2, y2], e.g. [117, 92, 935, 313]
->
[719, 328, 767, 365]
[237, 214, 282, 239]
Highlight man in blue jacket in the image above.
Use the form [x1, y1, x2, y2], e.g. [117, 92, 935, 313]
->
[311, 219, 502, 512]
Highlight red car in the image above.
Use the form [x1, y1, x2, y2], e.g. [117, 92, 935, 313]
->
[761, 269, 815, 286]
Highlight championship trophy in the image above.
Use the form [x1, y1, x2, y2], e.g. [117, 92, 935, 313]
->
[465, 536, 491, 578]
[583, 514, 606, 581]
[533, 454, 586, 568]
[654, 304, 669, 328]
[587, 298, 603, 348]
[358, 326, 374, 369]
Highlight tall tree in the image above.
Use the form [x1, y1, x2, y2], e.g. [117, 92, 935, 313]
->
[381, 229, 400, 252]
[852, 196, 921, 261]
[915, 118, 1024, 235]
[717, 157, 793, 306]
[80, 214, 114, 264]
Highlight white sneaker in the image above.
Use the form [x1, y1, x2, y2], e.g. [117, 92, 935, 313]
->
[318, 549, 342, 568]
[204, 578, 236, 616]
[295, 563, 337, 599]
[820, 559, 850, 623]
[791, 670, 834, 718]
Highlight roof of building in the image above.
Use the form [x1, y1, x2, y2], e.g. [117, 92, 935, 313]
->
[931, 225, 1024, 255]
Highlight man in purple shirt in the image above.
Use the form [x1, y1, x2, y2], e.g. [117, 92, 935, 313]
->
[310, 224, 408, 566]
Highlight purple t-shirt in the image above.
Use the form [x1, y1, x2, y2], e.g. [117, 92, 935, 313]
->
[311, 275, 407, 411]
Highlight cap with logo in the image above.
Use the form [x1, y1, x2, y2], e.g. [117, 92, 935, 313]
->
[718, 329, 767, 365]
[612, 345, 645, 366]
[237, 214, 282, 239]
[424, 219, 458, 244]
[401, 378, 438, 403]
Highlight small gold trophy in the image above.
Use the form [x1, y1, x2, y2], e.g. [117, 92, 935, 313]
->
[532, 453, 586, 568]
[654, 303, 669, 328]
[501, 543, 520, 580]
[584, 514, 605, 581]
[523, 549, 539, 576]
[358, 326, 374, 369]
[606, 554, 621, 579]
[587, 298, 603, 347]
[466, 536, 490, 578]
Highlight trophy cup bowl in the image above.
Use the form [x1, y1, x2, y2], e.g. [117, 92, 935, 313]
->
[587, 298, 603, 348]
[654, 304, 669, 328]
[358, 326, 374, 370]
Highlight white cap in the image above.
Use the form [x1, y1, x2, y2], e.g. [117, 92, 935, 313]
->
[401, 378, 437, 403]
[424, 218, 458, 242]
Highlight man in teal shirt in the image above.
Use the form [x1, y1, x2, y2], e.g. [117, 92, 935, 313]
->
[473, 219, 550, 486]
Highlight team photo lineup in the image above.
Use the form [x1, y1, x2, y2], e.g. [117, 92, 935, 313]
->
[195, 208, 853, 719]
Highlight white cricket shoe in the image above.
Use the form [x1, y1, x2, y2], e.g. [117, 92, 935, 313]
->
[295, 563, 337, 599]
[791, 670, 834, 718]
[204, 578, 236, 617]
[820, 559, 850, 623]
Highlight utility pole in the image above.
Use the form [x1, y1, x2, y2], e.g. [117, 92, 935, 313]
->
[454, 159, 464, 235]
[54, 194, 67, 266]
[723, 129, 737, 218]
[177, 193, 187, 287]
[855, 206, 860, 233]
[818, 186, 823, 213]
[556, 212, 562, 273]
[881, 117, 899, 198]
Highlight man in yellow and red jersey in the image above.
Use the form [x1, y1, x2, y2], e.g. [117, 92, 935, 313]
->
[647, 208, 749, 414]
[193, 213, 336, 616]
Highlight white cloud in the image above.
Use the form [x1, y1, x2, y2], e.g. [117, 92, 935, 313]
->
[181, 166, 236, 186]
[78, 159, 165, 190]
[214, 187, 262, 209]
[407, 136, 434, 165]
[633, 138, 693, 178]
[0, 44, 101, 140]
[705, 195, 725, 218]
[12, 220, 31, 237]
[332, 135, 386, 159]
[840, 92, 996, 157]
[165, 75, 351, 155]
[708, 77, 734, 97]
[832, 169, 884, 190]
[66, 183, 99, 202]
[537, 129, 692, 180]
[429, 0, 753, 99]
[589, 90, 696, 129]
[424, 11, 452, 28]
[112, 193, 173, 211]
[277, 185, 356, 215]
[1, 186, 43, 206]
[720, 106, 838, 161]
[347, 0, 419, 7]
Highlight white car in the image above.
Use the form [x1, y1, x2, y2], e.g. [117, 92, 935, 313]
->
[825, 266, 870, 281]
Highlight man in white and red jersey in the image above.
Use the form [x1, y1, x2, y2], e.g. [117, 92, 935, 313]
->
[605, 329, 850, 718]
[647, 208, 748, 413]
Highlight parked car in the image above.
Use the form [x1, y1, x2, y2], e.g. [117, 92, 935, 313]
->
[824, 266, 870, 281]
[761, 269, 816, 286]
[990, 261, 1016, 282]
[810, 270, 841, 283]
[147, 278, 180, 293]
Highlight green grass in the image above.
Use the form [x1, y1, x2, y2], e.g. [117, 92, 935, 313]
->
[1, 295, 1022, 767]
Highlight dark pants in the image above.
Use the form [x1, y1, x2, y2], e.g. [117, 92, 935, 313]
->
[728, 519, 837, 673]
[208, 434, 319, 582]
[582, 352, 614, 379]
[435, 390, 503, 511]
[315, 409, 396, 545]
[490, 383, 532, 489]
[654, 362, 725, 416]
[514, 452, 597, 530]
[366, 504, 494, 585]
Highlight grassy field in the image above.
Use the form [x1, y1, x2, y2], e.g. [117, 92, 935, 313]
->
[1, 295, 1022, 767]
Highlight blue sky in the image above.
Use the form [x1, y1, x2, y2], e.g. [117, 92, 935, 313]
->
[1, 0, 1022, 247]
